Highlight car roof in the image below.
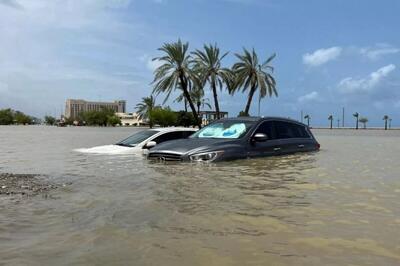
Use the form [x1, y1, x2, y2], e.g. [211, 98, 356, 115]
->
[217, 116, 307, 126]
[152, 127, 198, 132]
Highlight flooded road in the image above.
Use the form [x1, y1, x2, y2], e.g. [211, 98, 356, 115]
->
[1, 126, 399, 265]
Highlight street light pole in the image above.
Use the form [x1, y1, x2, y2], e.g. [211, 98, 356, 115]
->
[342, 107, 345, 128]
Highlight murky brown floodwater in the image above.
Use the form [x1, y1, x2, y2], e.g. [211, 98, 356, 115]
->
[0, 126, 399, 265]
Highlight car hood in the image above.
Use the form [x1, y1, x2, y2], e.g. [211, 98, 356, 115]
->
[74, 144, 141, 154]
[149, 138, 237, 155]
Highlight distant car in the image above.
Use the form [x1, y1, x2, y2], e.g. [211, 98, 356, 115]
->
[147, 117, 320, 162]
[74, 127, 197, 155]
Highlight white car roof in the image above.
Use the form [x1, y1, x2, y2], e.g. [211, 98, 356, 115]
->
[152, 127, 197, 133]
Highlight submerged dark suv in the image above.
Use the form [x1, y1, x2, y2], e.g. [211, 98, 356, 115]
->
[147, 117, 320, 162]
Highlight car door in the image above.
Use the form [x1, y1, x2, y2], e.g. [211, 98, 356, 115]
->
[247, 121, 282, 158]
[293, 125, 316, 152]
[274, 121, 312, 154]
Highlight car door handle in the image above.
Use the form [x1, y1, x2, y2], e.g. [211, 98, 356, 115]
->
[274, 147, 281, 151]
[298, 144, 305, 148]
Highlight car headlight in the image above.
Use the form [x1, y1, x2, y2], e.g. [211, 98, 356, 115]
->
[189, 151, 223, 162]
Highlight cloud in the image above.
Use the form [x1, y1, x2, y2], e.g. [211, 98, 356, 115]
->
[360, 44, 400, 60]
[139, 55, 163, 72]
[298, 91, 321, 103]
[0, 0, 23, 9]
[0, 0, 166, 116]
[338, 64, 396, 94]
[303, 47, 342, 67]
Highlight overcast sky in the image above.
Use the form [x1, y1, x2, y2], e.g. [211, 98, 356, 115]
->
[1, 0, 399, 126]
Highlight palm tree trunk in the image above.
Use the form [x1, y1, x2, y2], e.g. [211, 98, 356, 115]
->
[244, 85, 256, 116]
[385, 120, 388, 130]
[180, 74, 201, 128]
[197, 101, 201, 114]
[211, 82, 220, 119]
[356, 118, 358, 130]
[330, 120, 332, 129]
[184, 98, 188, 112]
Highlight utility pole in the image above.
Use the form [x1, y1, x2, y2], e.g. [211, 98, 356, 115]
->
[301, 110, 303, 123]
[342, 107, 345, 128]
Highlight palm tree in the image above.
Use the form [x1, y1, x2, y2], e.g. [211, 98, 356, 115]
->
[173, 91, 188, 112]
[359, 117, 368, 129]
[328, 115, 333, 129]
[174, 82, 211, 114]
[192, 44, 232, 119]
[232, 48, 277, 116]
[353, 112, 359, 130]
[304, 114, 310, 127]
[135, 95, 156, 128]
[383, 115, 389, 130]
[152, 39, 201, 127]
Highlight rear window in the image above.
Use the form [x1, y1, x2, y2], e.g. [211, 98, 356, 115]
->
[274, 121, 310, 139]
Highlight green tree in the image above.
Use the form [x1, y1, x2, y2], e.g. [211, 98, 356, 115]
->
[151, 107, 177, 127]
[107, 115, 121, 127]
[304, 114, 310, 127]
[383, 115, 389, 130]
[328, 115, 333, 129]
[353, 112, 359, 130]
[14, 111, 32, 125]
[0, 109, 14, 125]
[44, 115, 56, 126]
[232, 48, 277, 116]
[359, 117, 368, 129]
[64, 117, 75, 126]
[175, 111, 197, 127]
[81, 108, 115, 126]
[152, 40, 201, 128]
[192, 44, 232, 119]
[135, 96, 156, 128]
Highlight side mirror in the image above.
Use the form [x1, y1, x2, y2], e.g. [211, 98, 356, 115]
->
[253, 133, 268, 142]
[144, 141, 157, 149]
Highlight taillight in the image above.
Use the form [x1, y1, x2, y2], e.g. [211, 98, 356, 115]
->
[316, 143, 320, 149]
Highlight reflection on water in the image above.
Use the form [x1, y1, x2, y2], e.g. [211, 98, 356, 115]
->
[0, 126, 400, 265]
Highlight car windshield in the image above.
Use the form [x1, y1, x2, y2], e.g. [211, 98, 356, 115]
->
[116, 130, 158, 147]
[191, 121, 255, 139]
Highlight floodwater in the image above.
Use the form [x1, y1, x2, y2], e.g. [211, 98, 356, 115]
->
[1, 126, 400, 265]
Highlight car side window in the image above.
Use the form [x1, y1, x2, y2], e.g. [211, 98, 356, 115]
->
[275, 121, 293, 139]
[152, 131, 186, 144]
[275, 121, 310, 139]
[292, 124, 310, 138]
[255, 121, 275, 139]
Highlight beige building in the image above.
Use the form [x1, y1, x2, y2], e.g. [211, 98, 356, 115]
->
[115, 112, 146, 126]
[65, 99, 126, 119]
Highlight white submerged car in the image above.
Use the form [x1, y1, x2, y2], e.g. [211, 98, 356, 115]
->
[74, 127, 197, 155]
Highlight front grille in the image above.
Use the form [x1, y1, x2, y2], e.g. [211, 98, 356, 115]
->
[148, 152, 182, 161]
